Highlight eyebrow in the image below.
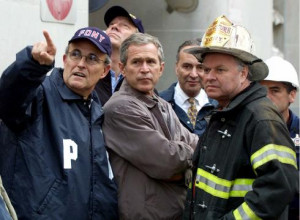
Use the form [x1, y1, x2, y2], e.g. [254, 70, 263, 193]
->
[268, 86, 281, 90]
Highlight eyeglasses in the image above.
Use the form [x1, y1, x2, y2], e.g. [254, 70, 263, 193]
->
[67, 50, 105, 65]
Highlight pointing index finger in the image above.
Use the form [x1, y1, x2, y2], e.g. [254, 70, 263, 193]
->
[43, 30, 54, 49]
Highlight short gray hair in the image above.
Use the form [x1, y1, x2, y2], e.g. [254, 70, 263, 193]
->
[120, 33, 164, 65]
[233, 56, 253, 80]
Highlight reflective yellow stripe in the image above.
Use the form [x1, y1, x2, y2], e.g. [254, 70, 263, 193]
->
[242, 203, 261, 219]
[197, 168, 232, 187]
[195, 168, 253, 199]
[196, 169, 230, 199]
[253, 155, 296, 170]
[230, 179, 254, 197]
[233, 202, 262, 220]
[196, 181, 229, 199]
[251, 144, 297, 170]
[233, 208, 242, 220]
[230, 189, 250, 197]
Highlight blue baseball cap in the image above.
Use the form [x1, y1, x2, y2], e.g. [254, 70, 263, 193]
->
[69, 27, 112, 57]
[104, 6, 145, 33]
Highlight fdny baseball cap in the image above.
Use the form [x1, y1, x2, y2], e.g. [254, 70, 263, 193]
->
[69, 27, 112, 57]
[104, 6, 145, 33]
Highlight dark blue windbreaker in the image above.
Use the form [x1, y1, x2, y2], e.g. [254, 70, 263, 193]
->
[288, 109, 299, 220]
[0, 47, 118, 219]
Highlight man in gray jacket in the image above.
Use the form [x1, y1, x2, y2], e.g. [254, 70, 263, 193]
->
[102, 33, 198, 220]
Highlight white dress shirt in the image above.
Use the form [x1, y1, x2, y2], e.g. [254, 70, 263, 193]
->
[174, 83, 209, 114]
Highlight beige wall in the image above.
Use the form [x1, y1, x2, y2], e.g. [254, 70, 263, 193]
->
[0, 0, 88, 73]
[0, 0, 297, 112]
[273, 0, 299, 114]
[90, 0, 299, 113]
[90, 0, 273, 91]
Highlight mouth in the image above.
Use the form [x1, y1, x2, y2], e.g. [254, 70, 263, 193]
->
[137, 78, 153, 85]
[108, 33, 120, 39]
[73, 72, 86, 78]
[138, 77, 152, 81]
[206, 85, 218, 90]
[187, 81, 199, 86]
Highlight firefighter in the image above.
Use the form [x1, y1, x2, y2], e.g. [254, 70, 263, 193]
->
[182, 15, 299, 219]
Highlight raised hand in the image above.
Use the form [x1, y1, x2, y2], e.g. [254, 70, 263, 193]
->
[31, 30, 57, 65]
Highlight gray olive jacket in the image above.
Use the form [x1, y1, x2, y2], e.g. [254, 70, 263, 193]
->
[103, 79, 199, 220]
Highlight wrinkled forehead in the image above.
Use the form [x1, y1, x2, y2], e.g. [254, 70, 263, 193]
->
[129, 42, 158, 53]
[109, 16, 136, 28]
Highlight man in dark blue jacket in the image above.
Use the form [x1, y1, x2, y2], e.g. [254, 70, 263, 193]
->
[160, 39, 217, 136]
[260, 56, 300, 220]
[0, 27, 118, 219]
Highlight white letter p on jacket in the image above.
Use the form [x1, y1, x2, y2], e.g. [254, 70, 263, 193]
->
[63, 139, 78, 169]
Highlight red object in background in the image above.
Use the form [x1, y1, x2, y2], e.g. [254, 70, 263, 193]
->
[46, 0, 73, 20]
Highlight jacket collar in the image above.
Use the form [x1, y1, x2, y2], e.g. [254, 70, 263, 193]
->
[216, 82, 267, 112]
[51, 68, 99, 103]
[120, 79, 159, 108]
[159, 82, 177, 102]
[50, 69, 104, 121]
[159, 82, 218, 108]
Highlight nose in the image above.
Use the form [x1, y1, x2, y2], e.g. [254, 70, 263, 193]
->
[140, 62, 150, 72]
[190, 66, 198, 78]
[109, 23, 119, 31]
[206, 69, 216, 80]
[77, 56, 87, 67]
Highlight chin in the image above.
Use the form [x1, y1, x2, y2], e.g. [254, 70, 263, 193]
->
[138, 87, 153, 95]
[206, 92, 218, 99]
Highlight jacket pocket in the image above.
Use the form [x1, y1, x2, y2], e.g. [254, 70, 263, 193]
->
[36, 179, 62, 214]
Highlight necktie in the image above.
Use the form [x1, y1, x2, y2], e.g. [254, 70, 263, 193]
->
[187, 97, 197, 127]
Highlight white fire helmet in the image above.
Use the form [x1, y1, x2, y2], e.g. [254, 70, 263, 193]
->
[264, 56, 299, 89]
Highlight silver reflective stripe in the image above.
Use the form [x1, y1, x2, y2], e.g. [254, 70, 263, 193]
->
[237, 205, 249, 219]
[231, 183, 253, 192]
[196, 174, 229, 193]
[195, 168, 254, 199]
[251, 144, 297, 171]
[252, 148, 295, 165]
[233, 202, 262, 220]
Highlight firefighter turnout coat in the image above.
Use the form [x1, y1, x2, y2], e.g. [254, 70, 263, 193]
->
[183, 82, 299, 220]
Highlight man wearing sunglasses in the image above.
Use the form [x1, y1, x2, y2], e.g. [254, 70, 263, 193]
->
[0, 27, 118, 219]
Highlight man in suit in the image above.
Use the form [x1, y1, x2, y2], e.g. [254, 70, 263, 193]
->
[160, 39, 217, 136]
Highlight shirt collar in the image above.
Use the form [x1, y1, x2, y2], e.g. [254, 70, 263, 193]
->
[110, 69, 123, 92]
[174, 82, 209, 107]
[174, 83, 189, 106]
